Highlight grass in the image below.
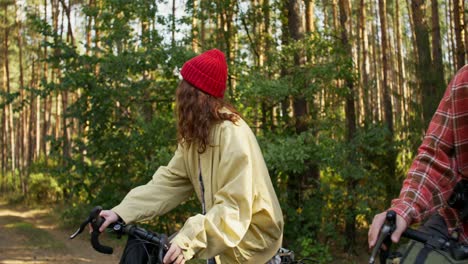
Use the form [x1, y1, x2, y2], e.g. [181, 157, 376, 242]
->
[4, 219, 66, 250]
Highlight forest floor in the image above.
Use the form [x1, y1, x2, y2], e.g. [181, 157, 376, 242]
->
[0, 198, 370, 264]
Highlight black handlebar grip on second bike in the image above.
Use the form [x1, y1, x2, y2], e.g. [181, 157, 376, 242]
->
[369, 210, 397, 264]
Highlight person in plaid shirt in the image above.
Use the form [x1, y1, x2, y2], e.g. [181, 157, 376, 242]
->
[369, 65, 468, 249]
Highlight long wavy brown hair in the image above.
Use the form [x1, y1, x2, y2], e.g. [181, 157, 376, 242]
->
[176, 80, 239, 153]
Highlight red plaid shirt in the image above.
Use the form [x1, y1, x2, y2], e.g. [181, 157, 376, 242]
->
[391, 65, 468, 242]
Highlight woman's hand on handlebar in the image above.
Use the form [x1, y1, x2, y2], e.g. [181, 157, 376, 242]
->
[163, 243, 185, 264]
[87, 210, 120, 233]
[368, 211, 408, 249]
[98, 210, 120, 232]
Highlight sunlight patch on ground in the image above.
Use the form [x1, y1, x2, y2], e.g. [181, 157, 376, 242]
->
[0, 207, 56, 230]
[0, 208, 48, 218]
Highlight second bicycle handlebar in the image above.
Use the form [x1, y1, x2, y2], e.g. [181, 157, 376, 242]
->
[369, 210, 468, 264]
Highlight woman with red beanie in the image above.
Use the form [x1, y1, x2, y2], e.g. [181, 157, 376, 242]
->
[97, 49, 284, 264]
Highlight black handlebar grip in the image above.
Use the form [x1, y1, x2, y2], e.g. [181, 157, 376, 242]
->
[89, 206, 103, 219]
[368, 211, 398, 264]
[91, 229, 113, 254]
[158, 234, 169, 263]
[403, 228, 430, 244]
[90, 214, 114, 254]
[378, 211, 397, 263]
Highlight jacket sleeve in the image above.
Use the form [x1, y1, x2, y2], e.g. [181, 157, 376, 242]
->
[390, 79, 457, 225]
[112, 145, 193, 224]
[171, 123, 254, 260]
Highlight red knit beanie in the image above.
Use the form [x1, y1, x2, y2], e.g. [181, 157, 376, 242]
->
[180, 49, 228, 98]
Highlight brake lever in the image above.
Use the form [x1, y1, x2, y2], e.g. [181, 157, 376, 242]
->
[70, 206, 103, 239]
[369, 210, 397, 264]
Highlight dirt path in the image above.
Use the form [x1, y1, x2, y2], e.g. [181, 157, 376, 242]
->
[0, 200, 370, 264]
[0, 200, 122, 264]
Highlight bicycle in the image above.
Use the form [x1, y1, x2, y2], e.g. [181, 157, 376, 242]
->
[69, 206, 312, 264]
[369, 210, 468, 264]
[70, 205, 169, 264]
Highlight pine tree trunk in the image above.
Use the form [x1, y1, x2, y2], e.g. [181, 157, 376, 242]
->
[63, 0, 73, 165]
[411, 0, 435, 126]
[394, 0, 407, 136]
[379, 0, 393, 134]
[1, 108, 5, 191]
[359, 0, 370, 124]
[332, 0, 339, 32]
[305, 0, 314, 33]
[339, 0, 357, 253]
[39, 0, 48, 162]
[280, 0, 291, 126]
[453, 0, 466, 70]
[4, 3, 17, 190]
[447, 0, 457, 74]
[171, 0, 176, 48]
[28, 60, 37, 187]
[370, 0, 380, 123]
[288, 0, 307, 133]
[430, 0, 445, 91]
[191, 0, 199, 52]
[15, 0, 27, 195]
[200, 0, 205, 49]
[286, 0, 307, 206]
[463, 0, 468, 64]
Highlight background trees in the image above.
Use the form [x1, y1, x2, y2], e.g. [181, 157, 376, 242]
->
[1, 0, 467, 261]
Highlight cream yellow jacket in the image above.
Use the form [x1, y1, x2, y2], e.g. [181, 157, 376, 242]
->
[112, 118, 284, 264]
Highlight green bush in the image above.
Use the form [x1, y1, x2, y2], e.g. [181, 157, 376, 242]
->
[28, 173, 63, 203]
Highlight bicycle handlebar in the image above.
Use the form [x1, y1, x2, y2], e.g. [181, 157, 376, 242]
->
[69, 205, 169, 261]
[69, 206, 114, 254]
[90, 215, 113, 254]
[368, 211, 396, 264]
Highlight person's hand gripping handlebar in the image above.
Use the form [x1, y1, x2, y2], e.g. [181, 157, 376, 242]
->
[368, 210, 399, 264]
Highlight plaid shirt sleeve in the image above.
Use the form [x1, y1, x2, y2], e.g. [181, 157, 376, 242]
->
[391, 65, 468, 226]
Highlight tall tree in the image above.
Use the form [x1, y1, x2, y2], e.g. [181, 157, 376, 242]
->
[453, 0, 466, 70]
[191, 0, 199, 53]
[338, 0, 358, 253]
[411, 0, 436, 125]
[379, 0, 393, 134]
[463, 0, 468, 65]
[0, 2, 7, 191]
[15, 0, 27, 194]
[60, 0, 75, 164]
[39, 0, 48, 162]
[305, 0, 315, 33]
[358, 0, 370, 123]
[430, 0, 445, 90]
[3, 1, 16, 189]
[288, 0, 307, 133]
[394, 0, 408, 134]
[447, 0, 457, 74]
[171, 0, 176, 48]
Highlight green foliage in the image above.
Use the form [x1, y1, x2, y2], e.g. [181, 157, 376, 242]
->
[298, 237, 332, 264]
[27, 173, 63, 204]
[319, 123, 401, 231]
[260, 133, 316, 175]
